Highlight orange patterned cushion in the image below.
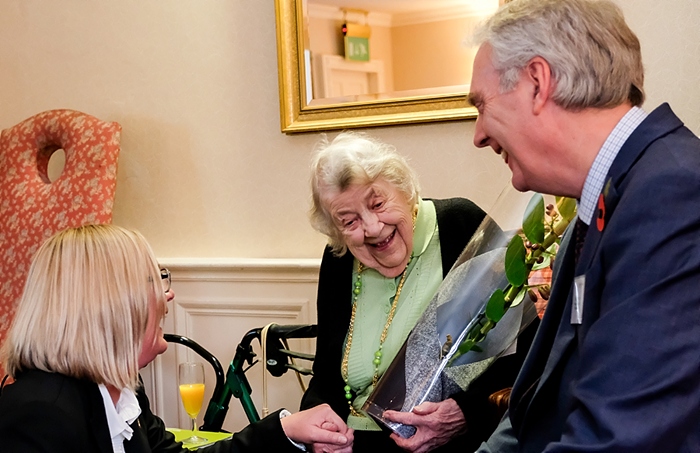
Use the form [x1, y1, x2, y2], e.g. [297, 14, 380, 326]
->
[0, 110, 121, 358]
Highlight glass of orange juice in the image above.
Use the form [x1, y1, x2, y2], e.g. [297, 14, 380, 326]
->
[178, 362, 206, 444]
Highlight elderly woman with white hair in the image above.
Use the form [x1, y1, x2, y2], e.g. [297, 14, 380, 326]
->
[300, 132, 526, 453]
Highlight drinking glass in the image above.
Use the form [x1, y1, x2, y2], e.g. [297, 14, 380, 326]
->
[178, 362, 206, 444]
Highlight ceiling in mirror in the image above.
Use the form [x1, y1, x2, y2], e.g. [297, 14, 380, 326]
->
[305, 0, 499, 106]
[310, 0, 498, 15]
[274, 0, 500, 133]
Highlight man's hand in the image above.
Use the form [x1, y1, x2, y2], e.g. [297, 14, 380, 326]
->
[280, 404, 354, 452]
[383, 399, 466, 453]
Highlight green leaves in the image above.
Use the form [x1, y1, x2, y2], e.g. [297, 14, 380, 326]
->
[505, 234, 527, 287]
[449, 193, 576, 367]
[556, 196, 577, 221]
[456, 339, 477, 357]
[523, 194, 545, 244]
[509, 286, 527, 309]
[486, 289, 506, 322]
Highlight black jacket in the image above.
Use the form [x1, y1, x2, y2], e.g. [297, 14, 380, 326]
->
[0, 369, 299, 453]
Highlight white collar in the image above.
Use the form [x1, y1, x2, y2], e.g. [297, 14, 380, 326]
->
[98, 384, 142, 453]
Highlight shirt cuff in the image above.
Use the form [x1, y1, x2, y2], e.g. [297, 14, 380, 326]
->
[279, 409, 307, 451]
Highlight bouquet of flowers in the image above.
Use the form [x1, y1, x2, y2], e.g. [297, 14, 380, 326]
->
[362, 187, 576, 437]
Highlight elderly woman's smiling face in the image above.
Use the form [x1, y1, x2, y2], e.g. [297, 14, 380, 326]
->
[322, 178, 415, 278]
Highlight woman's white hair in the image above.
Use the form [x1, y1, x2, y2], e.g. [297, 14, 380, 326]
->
[1, 224, 166, 391]
[474, 0, 644, 109]
[309, 132, 420, 255]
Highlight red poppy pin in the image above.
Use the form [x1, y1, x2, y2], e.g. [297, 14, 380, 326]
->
[596, 193, 605, 231]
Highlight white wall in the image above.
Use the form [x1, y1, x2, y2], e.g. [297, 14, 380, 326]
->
[621, 1, 700, 135]
[143, 259, 320, 432]
[1, 1, 697, 261]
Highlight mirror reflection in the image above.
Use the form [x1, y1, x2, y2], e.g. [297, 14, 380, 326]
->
[304, 0, 500, 106]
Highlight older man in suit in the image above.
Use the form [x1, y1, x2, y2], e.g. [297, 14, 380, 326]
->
[468, 0, 700, 452]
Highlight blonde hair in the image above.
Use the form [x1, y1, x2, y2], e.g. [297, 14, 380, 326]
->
[309, 132, 420, 255]
[1, 224, 166, 391]
[474, 0, 644, 109]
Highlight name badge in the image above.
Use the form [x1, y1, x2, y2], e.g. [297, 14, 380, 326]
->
[571, 275, 585, 325]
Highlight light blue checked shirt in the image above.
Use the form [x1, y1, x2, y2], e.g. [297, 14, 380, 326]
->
[578, 106, 648, 225]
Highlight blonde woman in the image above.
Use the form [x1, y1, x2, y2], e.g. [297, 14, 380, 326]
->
[0, 224, 352, 453]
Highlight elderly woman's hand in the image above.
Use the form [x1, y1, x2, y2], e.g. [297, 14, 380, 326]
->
[383, 399, 466, 453]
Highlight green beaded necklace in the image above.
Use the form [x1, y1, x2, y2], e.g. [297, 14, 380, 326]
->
[341, 256, 412, 417]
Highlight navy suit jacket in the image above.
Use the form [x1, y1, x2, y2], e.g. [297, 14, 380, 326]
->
[479, 104, 700, 452]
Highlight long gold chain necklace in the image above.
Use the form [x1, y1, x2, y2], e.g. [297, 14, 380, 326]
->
[341, 256, 412, 417]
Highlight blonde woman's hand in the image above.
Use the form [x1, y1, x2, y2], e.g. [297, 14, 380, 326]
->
[280, 404, 354, 452]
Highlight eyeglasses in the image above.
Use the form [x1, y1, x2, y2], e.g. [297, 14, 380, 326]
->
[160, 268, 171, 293]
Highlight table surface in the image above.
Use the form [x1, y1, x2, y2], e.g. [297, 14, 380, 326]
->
[166, 428, 233, 450]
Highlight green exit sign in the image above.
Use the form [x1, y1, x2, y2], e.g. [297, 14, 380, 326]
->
[344, 36, 370, 62]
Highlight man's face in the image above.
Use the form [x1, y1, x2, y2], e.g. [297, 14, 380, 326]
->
[469, 44, 543, 192]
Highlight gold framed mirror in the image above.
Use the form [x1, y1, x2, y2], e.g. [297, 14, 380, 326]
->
[274, 0, 499, 133]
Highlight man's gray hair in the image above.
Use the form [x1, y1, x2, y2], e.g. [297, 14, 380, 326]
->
[474, 0, 644, 109]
